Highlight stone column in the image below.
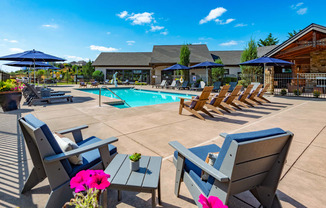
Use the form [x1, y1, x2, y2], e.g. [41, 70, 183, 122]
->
[265, 66, 274, 94]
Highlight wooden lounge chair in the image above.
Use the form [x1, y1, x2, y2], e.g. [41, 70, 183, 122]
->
[169, 128, 293, 207]
[248, 84, 263, 105]
[177, 81, 189, 90]
[233, 84, 255, 108]
[155, 80, 167, 88]
[25, 83, 73, 106]
[256, 83, 271, 103]
[79, 79, 87, 88]
[19, 114, 118, 208]
[205, 85, 230, 115]
[212, 81, 221, 92]
[166, 80, 177, 89]
[190, 81, 206, 91]
[179, 86, 214, 120]
[219, 85, 242, 113]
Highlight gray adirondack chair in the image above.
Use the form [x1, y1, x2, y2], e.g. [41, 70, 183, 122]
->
[169, 128, 293, 208]
[19, 114, 118, 208]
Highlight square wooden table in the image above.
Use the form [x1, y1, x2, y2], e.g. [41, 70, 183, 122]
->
[102, 154, 162, 208]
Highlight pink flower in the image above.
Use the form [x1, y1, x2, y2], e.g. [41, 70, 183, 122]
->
[87, 174, 111, 190]
[198, 194, 228, 208]
[70, 170, 88, 192]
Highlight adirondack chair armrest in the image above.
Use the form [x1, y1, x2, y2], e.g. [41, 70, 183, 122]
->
[57, 125, 89, 134]
[44, 137, 118, 163]
[219, 133, 228, 138]
[169, 141, 229, 182]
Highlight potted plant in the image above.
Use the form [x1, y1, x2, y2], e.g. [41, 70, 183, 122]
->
[129, 153, 141, 171]
[0, 79, 24, 112]
[280, 88, 287, 96]
[313, 90, 321, 98]
[293, 89, 301, 96]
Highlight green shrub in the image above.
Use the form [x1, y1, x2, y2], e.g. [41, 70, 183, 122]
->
[313, 90, 321, 98]
[92, 70, 104, 82]
[238, 79, 250, 88]
[280, 88, 287, 96]
[293, 89, 301, 96]
[224, 77, 238, 84]
[129, 153, 141, 162]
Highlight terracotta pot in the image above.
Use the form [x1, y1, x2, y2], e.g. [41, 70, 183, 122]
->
[0, 91, 22, 112]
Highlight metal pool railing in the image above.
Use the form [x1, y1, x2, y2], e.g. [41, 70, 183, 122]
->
[99, 86, 131, 107]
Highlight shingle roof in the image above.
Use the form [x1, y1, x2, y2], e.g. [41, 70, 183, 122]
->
[92, 52, 152, 66]
[257, 45, 279, 57]
[150, 44, 213, 64]
[210, 50, 243, 66]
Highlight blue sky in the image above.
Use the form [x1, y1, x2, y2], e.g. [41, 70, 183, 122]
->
[0, 0, 325, 71]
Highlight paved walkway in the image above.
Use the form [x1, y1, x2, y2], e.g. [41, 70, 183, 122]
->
[0, 85, 325, 207]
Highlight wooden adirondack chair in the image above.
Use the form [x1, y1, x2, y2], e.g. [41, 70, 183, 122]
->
[179, 86, 214, 120]
[248, 84, 263, 105]
[219, 85, 242, 112]
[19, 114, 118, 208]
[233, 84, 255, 108]
[256, 83, 271, 103]
[79, 79, 87, 88]
[169, 128, 293, 208]
[205, 85, 230, 115]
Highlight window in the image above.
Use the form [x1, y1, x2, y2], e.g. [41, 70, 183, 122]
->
[224, 69, 230, 75]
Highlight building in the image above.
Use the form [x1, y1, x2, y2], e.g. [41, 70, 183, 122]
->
[93, 44, 243, 84]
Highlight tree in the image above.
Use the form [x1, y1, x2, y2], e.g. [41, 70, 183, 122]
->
[240, 38, 262, 87]
[72, 65, 78, 73]
[212, 59, 225, 82]
[37, 70, 45, 81]
[82, 60, 94, 80]
[257, 33, 279, 47]
[178, 44, 191, 81]
[287, 29, 301, 38]
[92, 70, 104, 82]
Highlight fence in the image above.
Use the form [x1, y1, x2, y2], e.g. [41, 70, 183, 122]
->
[273, 73, 326, 98]
[0, 71, 10, 82]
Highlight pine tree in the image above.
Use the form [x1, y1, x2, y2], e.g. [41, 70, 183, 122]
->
[257, 33, 279, 47]
[178, 45, 191, 81]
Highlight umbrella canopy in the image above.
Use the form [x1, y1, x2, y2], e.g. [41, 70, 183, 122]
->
[35, 66, 60, 70]
[5, 61, 54, 67]
[0, 49, 65, 62]
[162, 64, 190, 71]
[239, 57, 293, 66]
[190, 61, 224, 68]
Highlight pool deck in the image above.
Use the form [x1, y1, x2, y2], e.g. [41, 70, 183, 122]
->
[1, 84, 326, 207]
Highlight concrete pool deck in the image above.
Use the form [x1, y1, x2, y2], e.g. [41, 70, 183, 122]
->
[0, 84, 326, 207]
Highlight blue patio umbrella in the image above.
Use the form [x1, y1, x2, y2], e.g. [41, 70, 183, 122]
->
[5, 61, 54, 67]
[190, 61, 224, 84]
[162, 64, 190, 71]
[0, 49, 65, 84]
[239, 57, 294, 84]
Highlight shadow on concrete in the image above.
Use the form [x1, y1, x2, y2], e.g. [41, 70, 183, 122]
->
[21, 96, 95, 107]
[0, 110, 37, 207]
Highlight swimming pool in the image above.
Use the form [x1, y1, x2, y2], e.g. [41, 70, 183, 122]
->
[79, 88, 195, 108]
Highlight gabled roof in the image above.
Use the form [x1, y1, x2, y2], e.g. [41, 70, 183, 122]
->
[210, 50, 243, 66]
[150, 44, 213, 64]
[264, 23, 326, 57]
[257, 45, 279, 57]
[92, 52, 152, 66]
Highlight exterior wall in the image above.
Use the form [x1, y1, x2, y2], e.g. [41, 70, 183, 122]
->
[95, 66, 152, 80]
[153, 65, 171, 84]
[226, 66, 241, 77]
[310, 50, 326, 73]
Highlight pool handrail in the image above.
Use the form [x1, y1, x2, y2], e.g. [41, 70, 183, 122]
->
[99, 86, 131, 107]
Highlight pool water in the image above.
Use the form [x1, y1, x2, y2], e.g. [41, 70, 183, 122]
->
[79, 88, 194, 108]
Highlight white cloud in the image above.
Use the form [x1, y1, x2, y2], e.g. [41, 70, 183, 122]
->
[127, 12, 154, 25]
[291, 2, 304, 9]
[235, 23, 248, 27]
[126, 40, 135, 45]
[9, 48, 24, 53]
[150, 25, 164, 32]
[3, 39, 18, 43]
[42, 24, 58, 29]
[215, 18, 235, 25]
[160, 30, 168, 35]
[89, 45, 119, 52]
[65, 55, 89, 61]
[297, 8, 307, 15]
[199, 37, 213, 40]
[106, 32, 111, 35]
[117, 11, 128, 18]
[199, 7, 227, 24]
[220, 40, 238, 46]
[192, 42, 203, 45]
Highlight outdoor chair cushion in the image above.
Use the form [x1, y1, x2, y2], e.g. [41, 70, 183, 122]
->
[69, 136, 117, 177]
[53, 133, 83, 165]
[189, 96, 199, 109]
[209, 94, 218, 105]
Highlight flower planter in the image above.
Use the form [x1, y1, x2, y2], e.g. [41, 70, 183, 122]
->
[130, 160, 140, 171]
[0, 91, 22, 112]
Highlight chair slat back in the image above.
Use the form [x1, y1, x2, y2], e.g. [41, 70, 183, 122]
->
[225, 85, 242, 104]
[193, 86, 213, 110]
[25, 83, 41, 99]
[213, 81, 221, 90]
[211, 85, 230, 106]
[171, 80, 176, 87]
[249, 84, 263, 98]
[238, 85, 253, 102]
[258, 83, 270, 98]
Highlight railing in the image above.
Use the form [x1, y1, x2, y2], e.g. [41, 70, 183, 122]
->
[99, 86, 131, 107]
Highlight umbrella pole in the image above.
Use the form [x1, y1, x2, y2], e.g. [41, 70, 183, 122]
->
[206, 66, 208, 85]
[263, 63, 266, 86]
